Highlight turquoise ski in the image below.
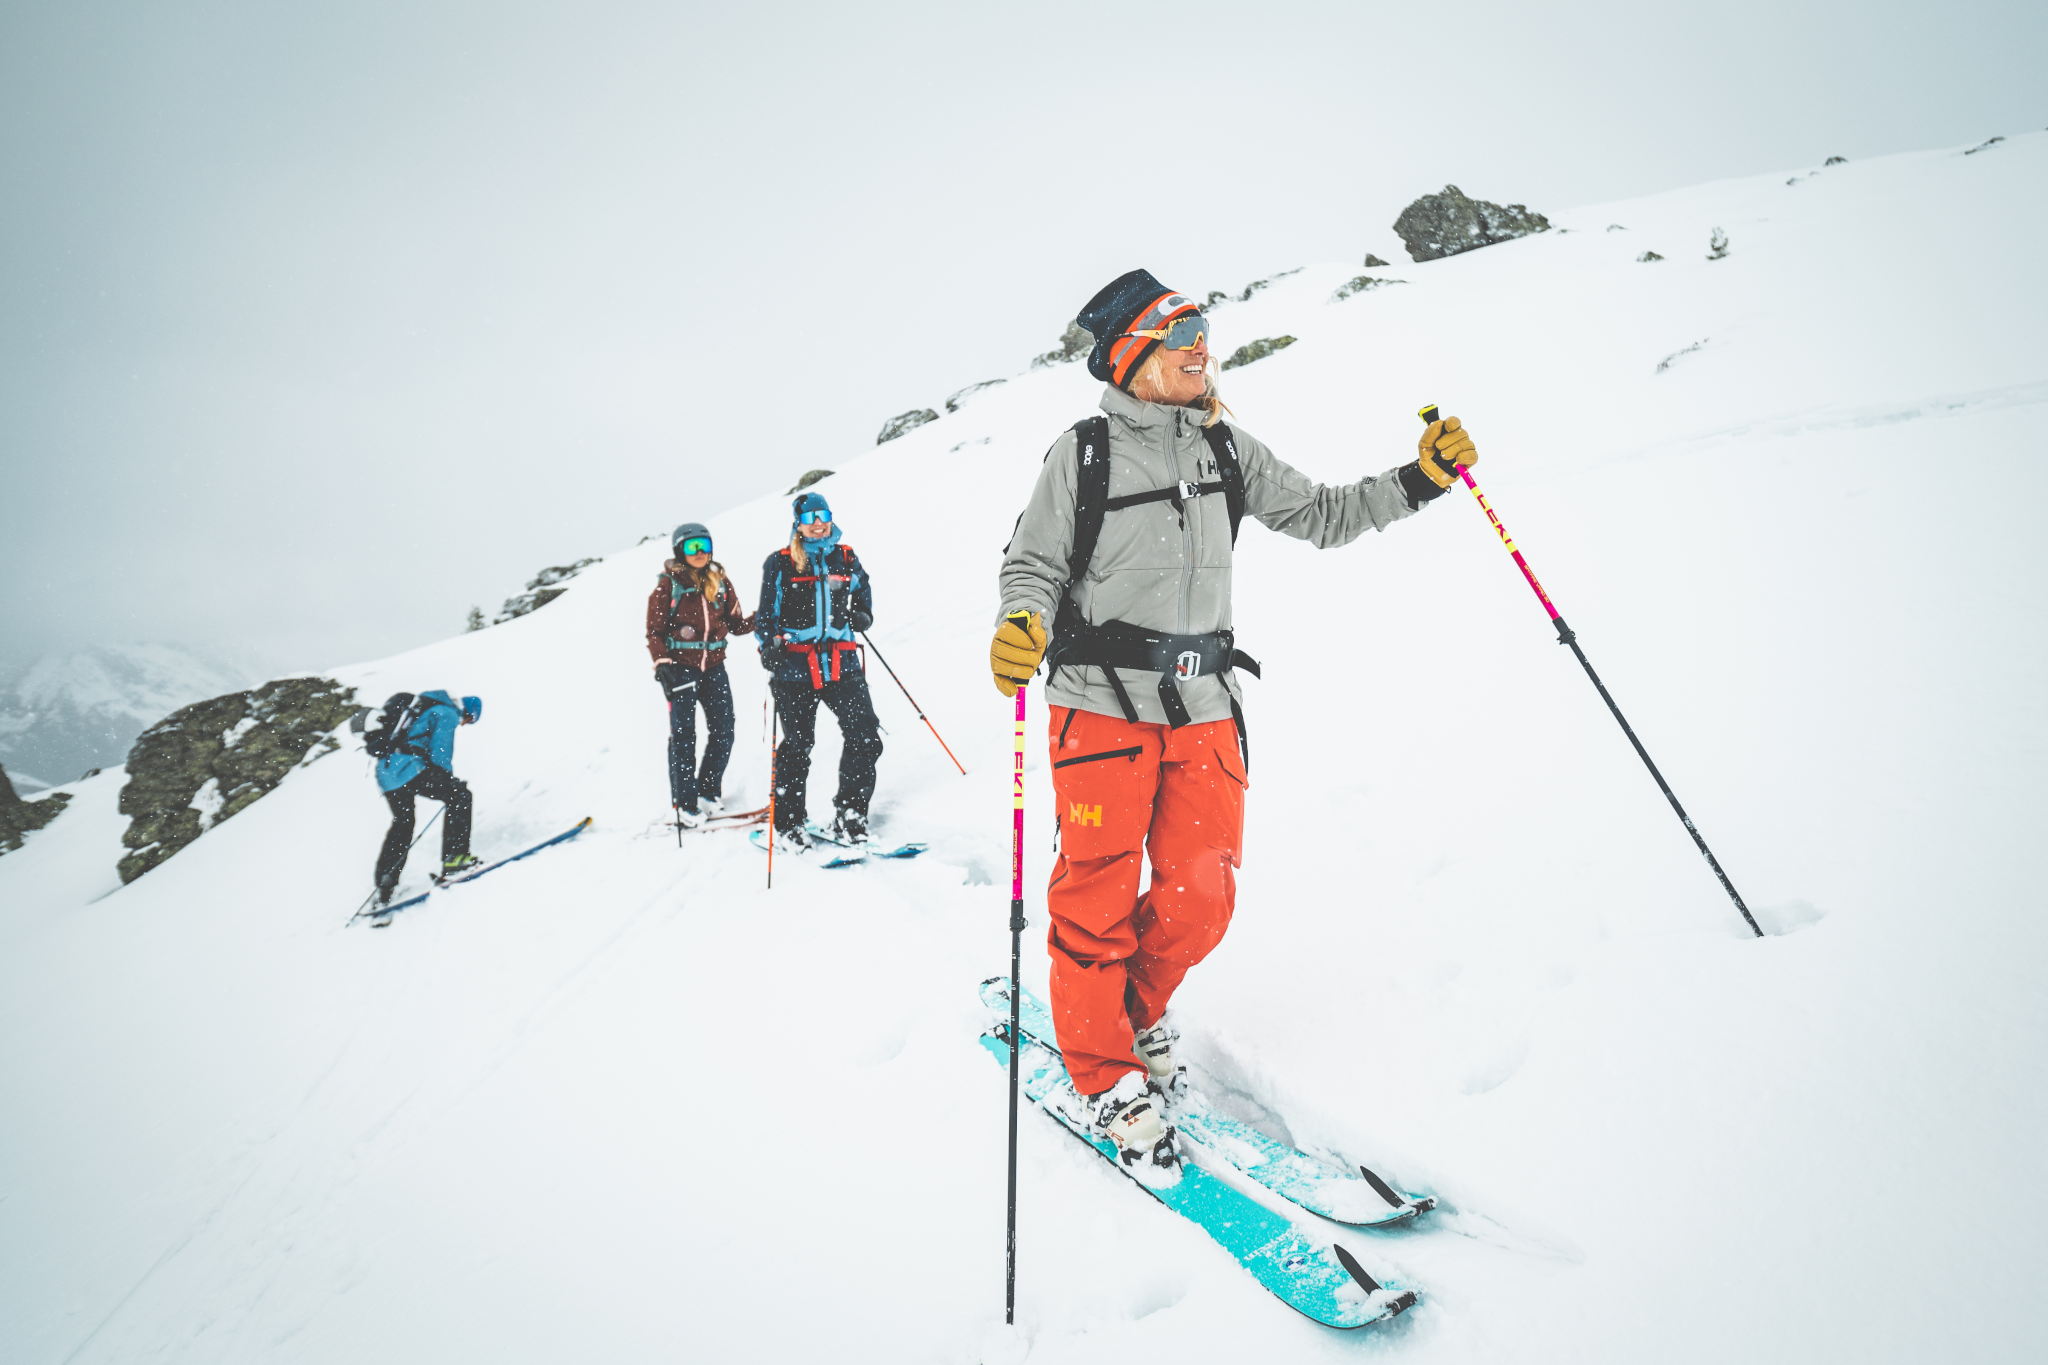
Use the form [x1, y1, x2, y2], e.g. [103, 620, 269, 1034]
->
[980, 1023, 1417, 1328]
[748, 826, 927, 868]
[982, 978, 1434, 1228]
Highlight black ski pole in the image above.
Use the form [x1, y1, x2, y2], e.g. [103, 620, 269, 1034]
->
[1420, 404, 1763, 938]
[349, 805, 444, 923]
[1005, 672, 1028, 1324]
[859, 631, 968, 775]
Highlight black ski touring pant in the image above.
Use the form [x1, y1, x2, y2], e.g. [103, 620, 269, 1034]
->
[661, 665, 737, 808]
[770, 674, 883, 831]
[375, 766, 473, 889]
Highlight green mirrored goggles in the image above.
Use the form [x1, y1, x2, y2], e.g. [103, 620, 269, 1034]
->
[679, 537, 712, 556]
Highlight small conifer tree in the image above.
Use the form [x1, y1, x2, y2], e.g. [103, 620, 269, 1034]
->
[466, 606, 486, 632]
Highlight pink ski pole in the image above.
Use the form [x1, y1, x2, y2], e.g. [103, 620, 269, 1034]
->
[1003, 612, 1030, 1324]
[1420, 404, 1762, 938]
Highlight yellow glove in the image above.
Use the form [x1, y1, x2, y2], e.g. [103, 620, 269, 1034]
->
[990, 610, 1047, 697]
[1417, 414, 1478, 489]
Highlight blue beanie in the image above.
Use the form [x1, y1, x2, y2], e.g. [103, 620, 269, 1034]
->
[460, 696, 482, 722]
[792, 491, 832, 525]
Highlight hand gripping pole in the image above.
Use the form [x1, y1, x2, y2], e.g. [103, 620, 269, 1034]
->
[1420, 404, 1763, 938]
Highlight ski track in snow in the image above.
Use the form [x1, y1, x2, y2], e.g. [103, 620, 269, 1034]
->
[4, 134, 2047, 1364]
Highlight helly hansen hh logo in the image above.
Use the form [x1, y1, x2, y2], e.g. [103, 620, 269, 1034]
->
[1070, 803, 1102, 826]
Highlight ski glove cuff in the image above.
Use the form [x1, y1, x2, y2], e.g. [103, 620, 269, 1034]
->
[990, 610, 1047, 698]
[1417, 415, 1477, 489]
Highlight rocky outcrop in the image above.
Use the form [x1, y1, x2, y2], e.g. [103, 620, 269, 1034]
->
[1707, 228, 1729, 261]
[1824, 155, 1847, 166]
[1638, 251, 1665, 262]
[1332, 276, 1406, 302]
[1205, 268, 1303, 310]
[1392, 186, 1550, 262]
[786, 469, 834, 495]
[945, 379, 1006, 412]
[495, 559, 600, 624]
[0, 762, 70, 854]
[116, 677, 357, 883]
[1031, 323, 1092, 368]
[1221, 336, 1296, 371]
[1362, 253, 1390, 268]
[876, 409, 939, 444]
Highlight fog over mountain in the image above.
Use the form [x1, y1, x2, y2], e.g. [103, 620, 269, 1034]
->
[0, 644, 256, 789]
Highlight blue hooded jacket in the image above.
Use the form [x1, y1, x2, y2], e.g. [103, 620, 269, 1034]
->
[375, 691, 481, 792]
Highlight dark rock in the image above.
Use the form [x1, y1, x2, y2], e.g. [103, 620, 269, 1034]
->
[116, 677, 357, 883]
[1963, 136, 2004, 155]
[1607, 224, 1628, 232]
[876, 409, 939, 444]
[786, 469, 835, 495]
[1362, 253, 1391, 268]
[1657, 338, 1709, 374]
[1332, 276, 1406, 302]
[1824, 155, 1848, 166]
[0, 762, 71, 854]
[1221, 336, 1297, 372]
[1030, 323, 1093, 368]
[1707, 227, 1729, 261]
[1393, 185, 1551, 262]
[1637, 251, 1665, 262]
[945, 379, 1006, 413]
[1204, 290, 1231, 308]
[495, 559, 600, 624]
[465, 607, 486, 632]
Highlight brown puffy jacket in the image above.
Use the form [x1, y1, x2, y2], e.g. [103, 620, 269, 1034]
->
[646, 561, 755, 670]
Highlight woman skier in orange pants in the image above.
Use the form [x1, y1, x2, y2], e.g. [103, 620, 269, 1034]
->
[991, 267, 1478, 1166]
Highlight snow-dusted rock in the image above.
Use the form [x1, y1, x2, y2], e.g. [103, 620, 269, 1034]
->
[1392, 184, 1551, 261]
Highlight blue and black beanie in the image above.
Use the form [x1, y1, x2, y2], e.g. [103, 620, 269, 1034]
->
[1078, 268, 1200, 389]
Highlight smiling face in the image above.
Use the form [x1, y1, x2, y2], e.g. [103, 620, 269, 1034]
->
[799, 519, 834, 540]
[1130, 336, 1211, 407]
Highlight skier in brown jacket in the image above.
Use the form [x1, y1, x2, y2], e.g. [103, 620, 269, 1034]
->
[646, 522, 754, 826]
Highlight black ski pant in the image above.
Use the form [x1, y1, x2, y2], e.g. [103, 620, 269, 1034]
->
[660, 665, 737, 808]
[375, 766, 473, 889]
[770, 673, 883, 832]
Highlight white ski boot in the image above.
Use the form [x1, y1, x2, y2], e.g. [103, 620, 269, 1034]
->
[674, 802, 705, 831]
[1085, 1071, 1179, 1170]
[1133, 1021, 1187, 1101]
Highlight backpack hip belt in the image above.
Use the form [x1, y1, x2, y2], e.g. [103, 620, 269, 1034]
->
[785, 639, 862, 690]
[1047, 619, 1260, 729]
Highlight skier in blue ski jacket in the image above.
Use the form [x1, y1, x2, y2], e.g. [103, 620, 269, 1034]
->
[372, 691, 482, 903]
[756, 491, 883, 847]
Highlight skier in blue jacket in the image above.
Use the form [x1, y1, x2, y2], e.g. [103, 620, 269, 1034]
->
[757, 492, 883, 847]
[372, 691, 483, 903]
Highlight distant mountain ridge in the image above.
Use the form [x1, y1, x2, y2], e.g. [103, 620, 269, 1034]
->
[0, 644, 256, 790]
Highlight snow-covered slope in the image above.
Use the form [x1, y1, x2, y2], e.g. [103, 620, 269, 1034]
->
[3, 136, 2044, 1364]
[0, 644, 255, 790]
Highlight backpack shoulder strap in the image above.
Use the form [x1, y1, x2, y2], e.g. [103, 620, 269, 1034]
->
[1201, 421, 1247, 546]
[1066, 415, 1112, 590]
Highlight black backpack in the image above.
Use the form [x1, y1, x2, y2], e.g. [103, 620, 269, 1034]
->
[356, 692, 439, 760]
[1052, 414, 1247, 638]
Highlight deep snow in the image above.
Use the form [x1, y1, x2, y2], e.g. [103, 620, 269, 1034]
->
[3, 135, 2045, 1364]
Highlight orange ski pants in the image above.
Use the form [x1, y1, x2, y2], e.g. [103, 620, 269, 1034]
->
[1045, 705, 1246, 1097]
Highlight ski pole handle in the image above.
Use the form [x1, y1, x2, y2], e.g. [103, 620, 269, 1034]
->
[1418, 403, 1567, 634]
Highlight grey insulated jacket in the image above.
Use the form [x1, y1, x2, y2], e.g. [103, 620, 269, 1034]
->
[998, 384, 1432, 725]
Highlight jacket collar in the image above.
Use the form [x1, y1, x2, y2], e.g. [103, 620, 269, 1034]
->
[1099, 383, 1207, 440]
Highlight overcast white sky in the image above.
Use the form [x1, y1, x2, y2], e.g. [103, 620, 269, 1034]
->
[2, 0, 2040, 680]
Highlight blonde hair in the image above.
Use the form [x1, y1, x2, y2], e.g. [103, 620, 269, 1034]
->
[670, 557, 727, 599]
[786, 535, 811, 572]
[1131, 349, 1232, 427]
